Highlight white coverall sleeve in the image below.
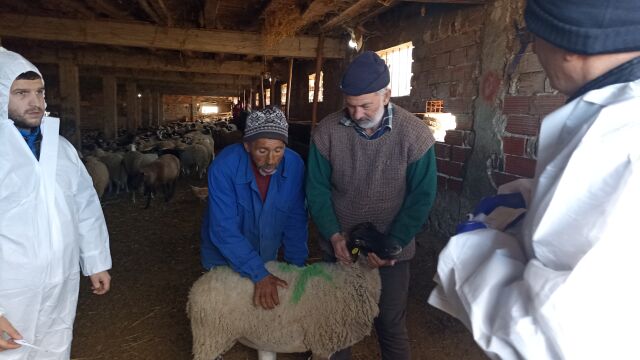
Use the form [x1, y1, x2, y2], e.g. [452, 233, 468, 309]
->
[71, 145, 112, 275]
[429, 163, 640, 360]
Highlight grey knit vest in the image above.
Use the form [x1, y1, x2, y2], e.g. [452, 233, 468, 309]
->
[313, 104, 435, 261]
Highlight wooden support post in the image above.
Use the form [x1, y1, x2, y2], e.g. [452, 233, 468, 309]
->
[311, 34, 325, 128]
[286, 58, 293, 120]
[260, 77, 265, 109]
[152, 89, 161, 127]
[191, 96, 197, 122]
[143, 88, 152, 128]
[58, 61, 81, 148]
[126, 81, 138, 133]
[102, 75, 117, 140]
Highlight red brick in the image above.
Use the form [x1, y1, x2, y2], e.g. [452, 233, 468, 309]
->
[502, 136, 526, 156]
[531, 95, 566, 117]
[435, 142, 451, 160]
[451, 146, 471, 163]
[447, 177, 464, 193]
[506, 114, 540, 136]
[437, 175, 447, 191]
[435, 53, 450, 68]
[437, 159, 464, 177]
[492, 171, 522, 187]
[444, 129, 464, 146]
[504, 155, 537, 178]
[450, 48, 467, 66]
[503, 96, 530, 115]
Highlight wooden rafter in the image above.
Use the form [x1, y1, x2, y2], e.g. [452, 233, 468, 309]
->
[0, 14, 344, 58]
[14, 47, 264, 76]
[138, 0, 164, 25]
[78, 67, 253, 86]
[320, 0, 380, 31]
[85, 0, 131, 20]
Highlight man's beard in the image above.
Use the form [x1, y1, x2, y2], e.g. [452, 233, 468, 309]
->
[354, 106, 385, 130]
[9, 107, 44, 129]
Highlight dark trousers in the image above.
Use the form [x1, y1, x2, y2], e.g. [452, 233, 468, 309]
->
[331, 261, 411, 360]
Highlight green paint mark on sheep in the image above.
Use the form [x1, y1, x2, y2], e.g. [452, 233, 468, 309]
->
[278, 263, 334, 304]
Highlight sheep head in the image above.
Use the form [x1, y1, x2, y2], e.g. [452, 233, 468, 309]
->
[347, 222, 403, 262]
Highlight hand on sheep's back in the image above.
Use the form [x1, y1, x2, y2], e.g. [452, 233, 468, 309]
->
[254, 274, 288, 310]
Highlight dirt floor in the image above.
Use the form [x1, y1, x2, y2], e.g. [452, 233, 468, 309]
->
[71, 178, 488, 360]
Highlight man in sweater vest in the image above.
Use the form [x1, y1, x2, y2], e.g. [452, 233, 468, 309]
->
[306, 51, 437, 360]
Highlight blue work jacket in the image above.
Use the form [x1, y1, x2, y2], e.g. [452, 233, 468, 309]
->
[200, 143, 308, 282]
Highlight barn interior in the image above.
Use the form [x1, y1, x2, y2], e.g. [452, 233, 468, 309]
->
[0, 0, 561, 359]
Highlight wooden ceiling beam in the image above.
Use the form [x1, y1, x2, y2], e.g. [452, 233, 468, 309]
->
[137, 0, 164, 25]
[12, 46, 264, 76]
[0, 13, 344, 58]
[399, 0, 485, 3]
[85, 0, 132, 20]
[320, 0, 380, 31]
[78, 67, 254, 86]
[138, 82, 242, 96]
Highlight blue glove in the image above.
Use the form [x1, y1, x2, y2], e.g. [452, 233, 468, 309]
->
[456, 192, 527, 234]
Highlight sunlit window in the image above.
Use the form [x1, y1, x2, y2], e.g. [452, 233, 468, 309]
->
[376, 42, 413, 97]
[201, 105, 219, 114]
[308, 72, 324, 103]
[281, 84, 287, 106]
[265, 89, 271, 106]
[255, 93, 259, 107]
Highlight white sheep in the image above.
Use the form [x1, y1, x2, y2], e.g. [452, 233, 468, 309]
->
[187, 258, 381, 360]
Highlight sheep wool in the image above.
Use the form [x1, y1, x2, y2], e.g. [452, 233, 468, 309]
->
[187, 258, 381, 360]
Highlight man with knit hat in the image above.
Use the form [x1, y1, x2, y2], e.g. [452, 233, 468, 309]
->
[306, 51, 437, 359]
[201, 106, 308, 315]
[429, 0, 640, 358]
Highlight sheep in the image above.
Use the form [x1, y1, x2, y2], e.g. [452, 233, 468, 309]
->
[140, 154, 181, 209]
[187, 237, 384, 360]
[95, 148, 127, 194]
[83, 156, 109, 201]
[180, 144, 211, 178]
[123, 150, 158, 202]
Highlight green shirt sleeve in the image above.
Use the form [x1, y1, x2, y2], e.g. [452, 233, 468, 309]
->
[305, 142, 341, 240]
[388, 147, 437, 247]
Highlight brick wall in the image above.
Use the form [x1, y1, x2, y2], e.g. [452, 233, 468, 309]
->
[421, 6, 483, 194]
[494, 44, 566, 186]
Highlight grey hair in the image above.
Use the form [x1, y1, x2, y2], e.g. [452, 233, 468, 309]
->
[375, 84, 391, 95]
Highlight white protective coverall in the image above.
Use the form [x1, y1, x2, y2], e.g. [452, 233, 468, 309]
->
[429, 79, 640, 359]
[0, 48, 112, 359]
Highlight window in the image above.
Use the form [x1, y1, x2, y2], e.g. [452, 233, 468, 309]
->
[255, 93, 259, 107]
[281, 84, 287, 106]
[265, 89, 271, 106]
[376, 42, 413, 97]
[201, 105, 219, 114]
[308, 72, 324, 103]
[424, 100, 456, 142]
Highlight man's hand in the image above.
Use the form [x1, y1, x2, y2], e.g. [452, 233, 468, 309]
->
[253, 274, 288, 310]
[0, 316, 22, 352]
[90, 271, 111, 295]
[367, 252, 397, 268]
[330, 232, 351, 264]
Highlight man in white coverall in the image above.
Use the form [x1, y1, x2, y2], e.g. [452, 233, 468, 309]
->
[0, 48, 112, 359]
[429, 0, 640, 359]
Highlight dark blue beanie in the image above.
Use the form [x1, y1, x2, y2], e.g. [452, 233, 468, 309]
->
[340, 51, 390, 96]
[525, 0, 640, 55]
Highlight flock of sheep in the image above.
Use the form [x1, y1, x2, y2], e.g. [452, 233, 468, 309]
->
[80, 120, 241, 207]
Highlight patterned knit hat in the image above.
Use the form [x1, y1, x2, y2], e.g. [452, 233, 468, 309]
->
[243, 107, 288, 144]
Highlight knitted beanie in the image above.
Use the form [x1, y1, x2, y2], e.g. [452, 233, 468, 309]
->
[341, 51, 390, 96]
[243, 107, 288, 144]
[525, 0, 640, 55]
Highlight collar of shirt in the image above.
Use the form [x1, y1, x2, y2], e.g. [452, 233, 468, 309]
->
[340, 103, 394, 140]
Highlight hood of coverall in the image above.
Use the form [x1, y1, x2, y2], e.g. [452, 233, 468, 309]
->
[0, 47, 43, 122]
